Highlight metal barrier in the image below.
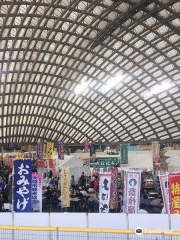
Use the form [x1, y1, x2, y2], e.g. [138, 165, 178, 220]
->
[0, 226, 179, 240]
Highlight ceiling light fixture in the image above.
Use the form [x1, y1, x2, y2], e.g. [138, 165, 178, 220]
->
[74, 81, 89, 95]
[100, 74, 125, 94]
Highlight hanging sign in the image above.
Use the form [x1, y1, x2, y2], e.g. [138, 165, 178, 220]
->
[57, 141, 64, 160]
[121, 144, 128, 164]
[90, 143, 96, 157]
[125, 171, 141, 213]
[37, 159, 46, 168]
[48, 159, 57, 177]
[47, 142, 54, 159]
[98, 139, 102, 150]
[13, 159, 32, 212]
[37, 142, 43, 159]
[109, 167, 118, 209]
[99, 173, 111, 213]
[169, 173, 180, 214]
[31, 173, 43, 212]
[61, 167, 70, 207]
[90, 157, 120, 168]
[8, 156, 13, 169]
[159, 174, 170, 214]
[9, 142, 14, 150]
[84, 139, 89, 152]
[152, 141, 160, 162]
[16, 152, 24, 159]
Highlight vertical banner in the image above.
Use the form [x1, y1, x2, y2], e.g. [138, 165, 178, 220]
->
[47, 142, 54, 159]
[43, 142, 47, 158]
[61, 167, 70, 208]
[152, 141, 160, 162]
[159, 174, 169, 214]
[9, 142, 14, 150]
[48, 159, 57, 177]
[169, 173, 180, 214]
[98, 139, 102, 150]
[121, 144, 128, 164]
[57, 141, 64, 160]
[84, 139, 89, 152]
[90, 143, 96, 157]
[8, 156, 13, 169]
[37, 142, 43, 159]
[13, 160, 32, 212]
[125, 171, 141, 213]
[31, 173, 43, 212]
[109, 168, 118, 209]
[99, 173, 111, 213]
[37, 159, 46, 168]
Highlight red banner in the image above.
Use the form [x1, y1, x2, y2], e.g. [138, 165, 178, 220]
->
[84, 139, 88, 152]
[37, 159, 46, 168]
[152, 141, 160, 162]
[8, 156, 13, 169]
[169, 173, 180, 214]
[109, 167, 118, 209]
[48, 159, 57, 177]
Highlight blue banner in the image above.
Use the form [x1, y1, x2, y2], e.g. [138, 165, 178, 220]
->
[90, 143, 96, 157]
[57, 141, 64, 160]
[9, 142, 14, 150]
[37, 142, 43, 159]
[13, 160, 32, 212]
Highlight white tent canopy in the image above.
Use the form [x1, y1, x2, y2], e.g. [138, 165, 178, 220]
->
[165, 153, 180, 173]
[59, 155, 91, 183]
[121, 151, 153, 170]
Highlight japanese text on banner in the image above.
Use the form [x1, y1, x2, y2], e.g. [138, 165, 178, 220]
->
[169, 173, 180, 214]
[109, 168, 118, 209]
[31, 173, 43, 212]
[61, 167, 70, 207]
[152, 141, 160, 162]
[36, 142, 43, 159]
[47, 142, 54, 159]
[125, 171, 141, 214]
[99, 174, 111, 213]
[13, 160, 32, 212]
[57, 141, 64, 160]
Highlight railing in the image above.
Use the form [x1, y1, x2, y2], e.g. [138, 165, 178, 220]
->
[0, 226, 180, 240]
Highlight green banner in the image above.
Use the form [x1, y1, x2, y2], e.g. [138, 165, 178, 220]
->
[98, 139, 102, 150]
[121, 144, 128, 164]
[90, 157, 120, 168]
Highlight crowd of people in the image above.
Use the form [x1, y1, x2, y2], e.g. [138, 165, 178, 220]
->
[43, 171, 123, 213]
[0, 161, 165, 213]
[0, 163, 12, 211]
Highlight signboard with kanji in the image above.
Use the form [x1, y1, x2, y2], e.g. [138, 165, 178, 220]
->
[169, 173, 180, 214]
[90, 157, 120, 168]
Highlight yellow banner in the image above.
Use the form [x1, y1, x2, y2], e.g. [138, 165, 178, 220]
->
[16, 153, 24, 159]
[46, 142, 54, 159]
[61, 167, 70, 208]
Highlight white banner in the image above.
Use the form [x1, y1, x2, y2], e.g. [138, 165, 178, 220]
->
[159, 174, 169, 214]
[99, 173, 111, 213]
[125, 171, 141, 214]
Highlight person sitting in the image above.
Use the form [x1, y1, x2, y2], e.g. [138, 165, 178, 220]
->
[45, 187, 52, 202]
[80, 187, 88, 197]
[75, 189, 84, 199]
[151, 196, 163, 213]
[141, 194, 150, 213]
[139, 203, 148, 214]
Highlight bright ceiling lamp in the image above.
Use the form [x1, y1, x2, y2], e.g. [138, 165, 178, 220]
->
[143, 81, 175, 98]
[100, 74, 125, 93]
[74, 81, 89, 94]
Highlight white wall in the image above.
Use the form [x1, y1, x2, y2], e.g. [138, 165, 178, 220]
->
[0, 213, 179, 231]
